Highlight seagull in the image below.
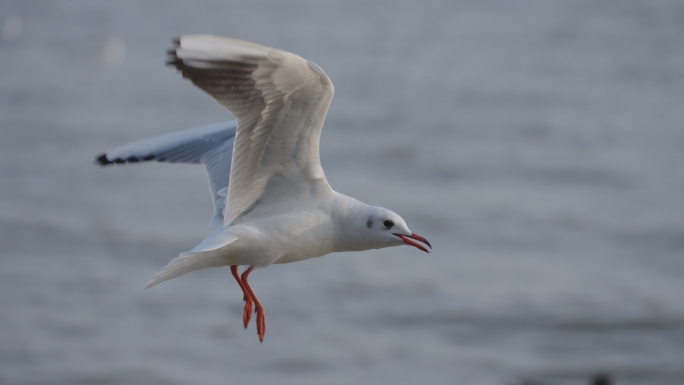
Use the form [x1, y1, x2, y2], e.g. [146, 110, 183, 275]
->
[96, 35, 431, 342]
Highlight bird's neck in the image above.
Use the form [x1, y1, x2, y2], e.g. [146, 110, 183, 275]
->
[329, 192, 377, 252]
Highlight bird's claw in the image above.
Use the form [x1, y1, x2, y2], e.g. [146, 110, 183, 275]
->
[256, 308, 266, 342]
[242, 297, 253, 329]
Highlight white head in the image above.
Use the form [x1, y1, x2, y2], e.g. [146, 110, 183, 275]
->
[335, 201, 431, 253]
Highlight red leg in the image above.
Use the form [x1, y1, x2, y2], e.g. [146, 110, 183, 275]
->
[241, 266, 266, 342]
[230, 265, 253, 329]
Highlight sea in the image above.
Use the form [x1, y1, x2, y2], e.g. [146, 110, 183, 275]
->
[1, 1, 683, 384]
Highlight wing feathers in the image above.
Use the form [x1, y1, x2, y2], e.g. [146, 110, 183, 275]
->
[168, 35, 334, 225]
[96, 121, 238, 227]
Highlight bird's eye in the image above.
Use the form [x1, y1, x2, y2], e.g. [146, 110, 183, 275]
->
[383, 219, 394, 229]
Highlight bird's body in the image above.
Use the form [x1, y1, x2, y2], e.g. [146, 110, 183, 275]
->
[96, 35, 430, 342]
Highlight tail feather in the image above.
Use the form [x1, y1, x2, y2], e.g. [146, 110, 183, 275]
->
[144, 250, 225, 289]
[145, 232, 238, 289]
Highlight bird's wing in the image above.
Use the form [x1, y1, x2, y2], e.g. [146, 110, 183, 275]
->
[95, 121, 238, 227]
[168, 35, 335, 225]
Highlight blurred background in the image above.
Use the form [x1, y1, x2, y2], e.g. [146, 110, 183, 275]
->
[1, 1, 683, 384]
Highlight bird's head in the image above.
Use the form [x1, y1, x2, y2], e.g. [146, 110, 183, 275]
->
[358, 206, 431, 253]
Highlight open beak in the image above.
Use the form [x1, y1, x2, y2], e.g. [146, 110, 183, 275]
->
[393, 232, 432, 253]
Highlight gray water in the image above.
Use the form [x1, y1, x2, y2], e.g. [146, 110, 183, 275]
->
[1, 1, 684, 384]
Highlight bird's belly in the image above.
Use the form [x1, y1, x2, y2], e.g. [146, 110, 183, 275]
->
[209, 235, 326, 269]
[222, 238, 328, 267]
[223, 210, 336, 267]
[273, 249, 328, 264]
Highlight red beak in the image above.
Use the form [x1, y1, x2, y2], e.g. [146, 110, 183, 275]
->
[393, 232, 432, 253]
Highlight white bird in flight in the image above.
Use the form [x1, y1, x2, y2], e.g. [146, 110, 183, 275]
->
[96, 35, 431, 342]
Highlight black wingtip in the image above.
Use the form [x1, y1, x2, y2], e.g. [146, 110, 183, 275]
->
[165, 49, 180, 67]
[96, 153, 152, 166]
[95, 153, 113, 166]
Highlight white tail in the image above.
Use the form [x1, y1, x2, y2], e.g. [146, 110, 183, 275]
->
[145, 232, 239, 289]
[145, 250, 226, 289]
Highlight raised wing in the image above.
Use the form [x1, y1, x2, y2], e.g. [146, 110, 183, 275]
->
[95, 121, 237, 227]
[167, 35, 335, 225]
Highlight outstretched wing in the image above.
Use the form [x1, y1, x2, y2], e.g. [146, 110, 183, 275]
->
[168, 35, 335, 225]
[95, 121, 237, 227]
